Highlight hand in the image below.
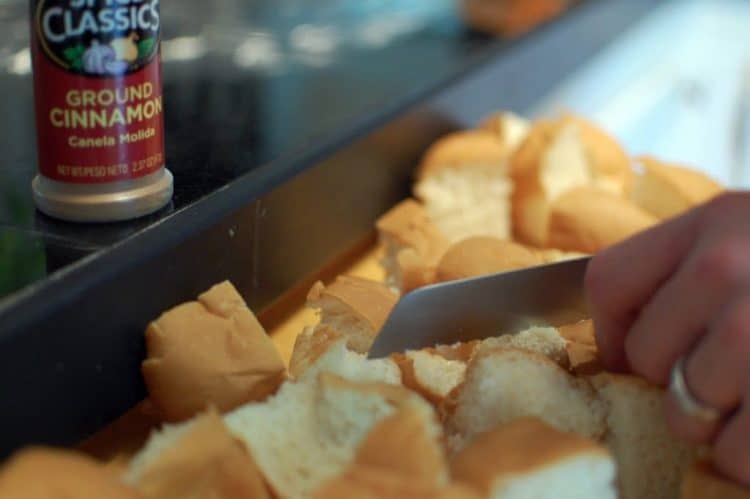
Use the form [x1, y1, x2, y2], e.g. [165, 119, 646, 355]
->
[585, 191, 750, 485]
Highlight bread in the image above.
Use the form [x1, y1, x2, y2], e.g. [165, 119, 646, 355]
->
[447, 347, 606, 452]
[559, 320, 602, 375]
[436, 237, 543, 282]
[125, 409, 269, 499]
[591, 373, 700, 499]
[479, 326, 569, 368]
[0, 447, 142, 498]
[376, 199, 449, 292]
[478, 111, 531, 152]
[312, 465, 480, 499]
[632, 156, 723, 220]
[547, 186, 657, 253]
[427, 340, 481, 363]
[142, 281, 286, 422]
[451, 417, 617, 499]
[224, 373, 433, 498]
[461, 0, 567, 36]
[414, 131, 514, 242]
[296, 336, 402, 385]
[393, 349, 469, 406]
[510, 116, 633, 247]
[558, 319, 595, 346]
[289, 276, 398, 377]
[682, 460, 750, 499]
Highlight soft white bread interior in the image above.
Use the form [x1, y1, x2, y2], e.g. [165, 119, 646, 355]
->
[224, 373, 432, 499]
[510, 115, 633, 247]
[414, 130, 514, 242]
[479, 326, 569, 368]
[376, 198, 450, 292]
[478, 111, 531, 153]
[0, 447, 143, 499]
[632, 156, 723, 220]
[681, 460, 750, 499]
[393, 349, 469, 406]
[451, 417, 617, 499]
[296, 336, 402, 385]
[547, 186, 657, 253]
[591, 373, 700, 499]
[436, 237, 543, 282]
[142, 281, 286, 422]
[125, 409, 269, 499]
[289, 276, 397, 377]
[447, 347, 606, 452]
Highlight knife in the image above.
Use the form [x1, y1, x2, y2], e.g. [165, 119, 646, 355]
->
[368, 256, 592, 358]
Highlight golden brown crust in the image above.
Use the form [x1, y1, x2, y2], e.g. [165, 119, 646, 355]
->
[376, 199, 450, 265]
[681, 460, 750, 499]
[288, 326, 345, 379]
[461, 0, 567, 36]
[354, 409, 447, 486]
[131, 410, 271, 499]
[416, 131, 508, 179]
[142, 281, 286, 422]
[510, 115, 633, 247]
[307, 276, 398, 335]
[391, 353, 442, 406]
[436, 237, 542, 282]
[396, 247, 439, 292]
[451, 417, 608, 493]
[547, 187, 657, 253]
[427, 341, 481, 363]
[0, 448, 143, 498]
[558, 319, 595, 346]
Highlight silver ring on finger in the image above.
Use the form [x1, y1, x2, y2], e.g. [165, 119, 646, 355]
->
[669, 356, 722, 424]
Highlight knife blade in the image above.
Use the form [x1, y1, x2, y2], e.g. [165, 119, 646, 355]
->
[368, 256, 591, 358]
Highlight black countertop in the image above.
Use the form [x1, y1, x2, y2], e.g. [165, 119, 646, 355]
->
[1, 0, 492, 300]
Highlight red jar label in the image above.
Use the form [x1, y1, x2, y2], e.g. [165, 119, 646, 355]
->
[31, 0, 165, 184]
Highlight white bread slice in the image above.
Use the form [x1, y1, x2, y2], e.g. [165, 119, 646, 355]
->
[547, 186, 657, 253]
[479, 326, 569, 368]
[510, 115, 633, 247]
[447, 347, 606, 452]
[0, 448, 142, 499]
[393, 349, 469, 406]
[224, 373, 432, 499]
[414, 130, 514, 242]
[142, 281, 286, 422]
[632, 156, 723, 220]
[125, 409, 269, 499]
[436, 237, 543, 282]
[591, 373, 700, 499]
[375, 199, 450, 292]
[297, 336, 401, 385]
[289, 276, 398, 377]
[478, 111, 531, 153]
[451, 417, 617, 499]
[682, 460, 750, 499]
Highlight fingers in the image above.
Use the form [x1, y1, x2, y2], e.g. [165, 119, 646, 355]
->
[586, 210, 700, 370]
[623, 237, 750, 385]
[715, 403, 750, 486]
[664, 292, 750, 444]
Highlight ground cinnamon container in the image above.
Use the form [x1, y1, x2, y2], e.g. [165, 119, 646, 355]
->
[30, 0, 173, 222]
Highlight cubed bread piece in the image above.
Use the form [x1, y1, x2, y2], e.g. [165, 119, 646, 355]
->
[461, 0, 567, 36]
[447, 347, 606, 452]
[478, 111, 531, 152]
[414, 131, 514, 242]
[376, 199, 450, 292]
[0, 448, 143, 498]
[632, 156, 723, 220]
[436, 237, 543, 282]
[142, 281, 286, 422]
[510, 115, 633, 247]
[479, 326, 569, 368]
[681, 460, 750, 499]
[125, 409, 269, 499]
[591, 373, 701, 499]
[452, 417, 617, 499]
[298, 336, 401, 385]
[393, 349, 469, 406]
[224, 373, 432, 499]
[547, 186, 657, 253]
